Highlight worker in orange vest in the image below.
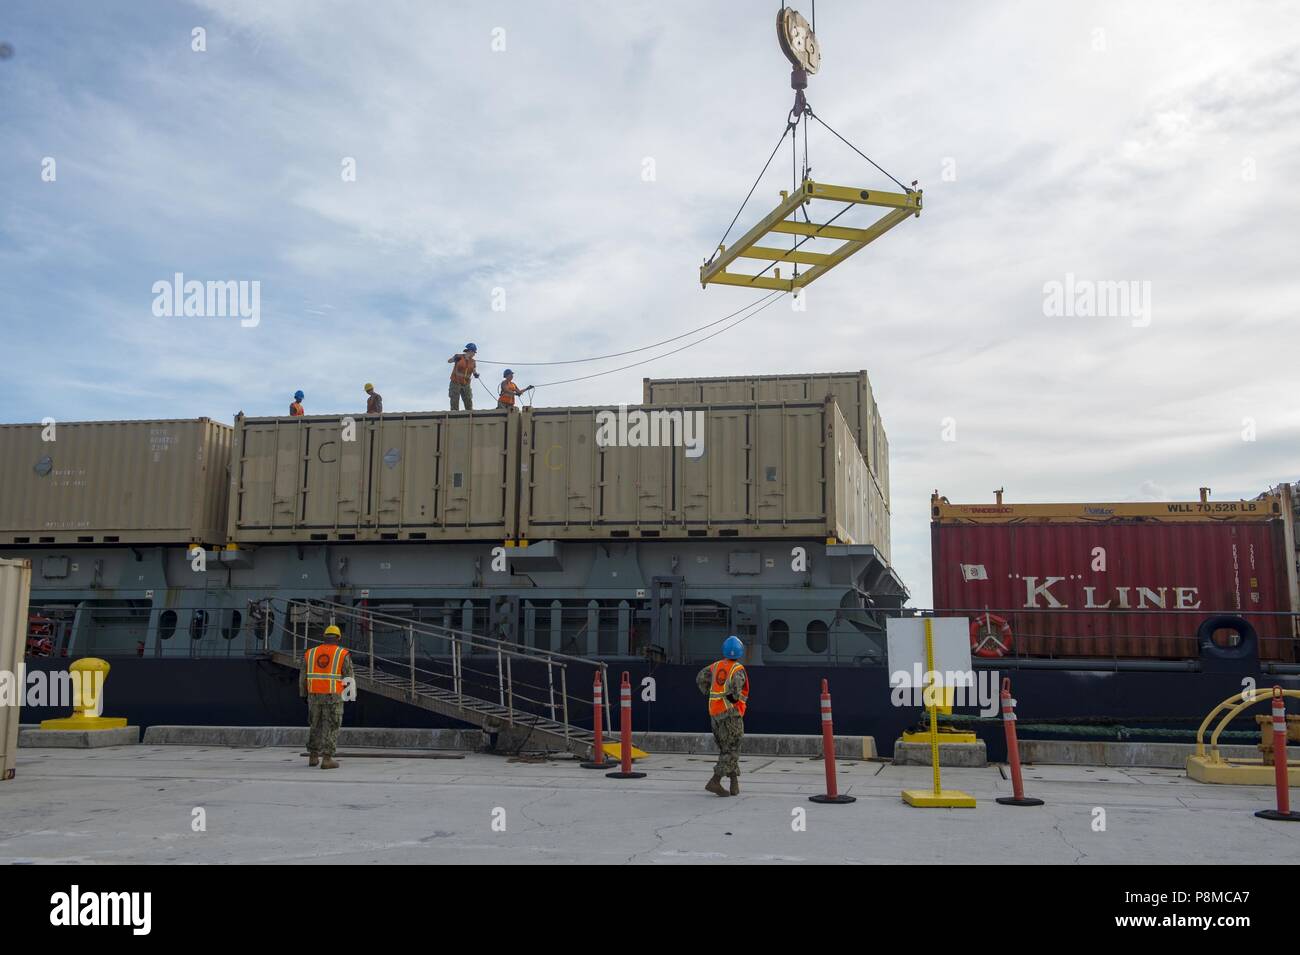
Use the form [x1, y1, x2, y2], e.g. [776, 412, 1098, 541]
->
[497, 369, 533, 411]
[447, 343, 479, 410]
[299, 624, 354, 769]
[696, 635, 749, 796]
[289, 390, 305, 416]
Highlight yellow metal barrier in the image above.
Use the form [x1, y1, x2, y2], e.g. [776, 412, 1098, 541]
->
[1186, 687, 1300, 785]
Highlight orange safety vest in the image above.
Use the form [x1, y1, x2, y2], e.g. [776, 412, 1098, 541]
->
[304, 643, 350, 695]
[289, 401, 304, 417]
[450, 354, 476, 385]
[498, 381, 523, 407]
[707, 659, 749, 717]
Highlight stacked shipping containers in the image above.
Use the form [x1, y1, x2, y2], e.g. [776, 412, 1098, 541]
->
[228, 411, 519, 542]
[517, 398, 882, 550]
[0, 393, 893, 556]
[642, 370, 889, 556]
[643, 370, 889, 505]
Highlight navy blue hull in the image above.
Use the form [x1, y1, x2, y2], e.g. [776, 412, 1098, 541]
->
[19, 657, 1300, 759]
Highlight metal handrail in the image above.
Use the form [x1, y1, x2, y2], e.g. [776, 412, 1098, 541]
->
[281, 598, 610, 737]
[287, 597, 608, 668]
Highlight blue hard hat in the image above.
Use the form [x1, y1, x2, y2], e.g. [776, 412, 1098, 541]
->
[293, 390, 304, 401]
[503, 369, 513, 377]
[465, 342, 477, 352]
[722, 635, 744, 660]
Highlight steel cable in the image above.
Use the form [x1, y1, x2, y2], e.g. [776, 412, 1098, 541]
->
[530, 290, 787, 388]
[472, 291, 776, 368]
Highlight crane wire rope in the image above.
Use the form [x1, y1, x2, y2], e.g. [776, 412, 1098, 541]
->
[530, 290, 787, 389]
[473, 290, 778, 368]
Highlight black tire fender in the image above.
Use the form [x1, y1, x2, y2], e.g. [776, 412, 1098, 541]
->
[1196, 614, 1258, 660]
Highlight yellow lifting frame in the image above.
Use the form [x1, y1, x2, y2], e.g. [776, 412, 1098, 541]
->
[701, 178, 922, 292]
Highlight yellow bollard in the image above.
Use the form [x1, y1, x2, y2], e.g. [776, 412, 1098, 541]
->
[39, 658, 128, 730]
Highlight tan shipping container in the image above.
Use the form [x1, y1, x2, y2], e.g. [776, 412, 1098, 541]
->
[0, 558, 31, 780]
[0, 419, 231, 546]
[518, 399, 888, 556]
[229, 411, 519, 543]
[643, 370, 889, 507]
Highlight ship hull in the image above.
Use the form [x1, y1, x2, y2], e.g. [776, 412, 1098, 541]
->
[19, 656, 1298, 761]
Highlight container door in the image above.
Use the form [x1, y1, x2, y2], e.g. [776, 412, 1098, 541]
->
[528, 413, 596, 530]
[369, 416, 412, 529]
[756, 404, 823, 526]
[301, 423, 344, 530]
[397, 417, 441, 529]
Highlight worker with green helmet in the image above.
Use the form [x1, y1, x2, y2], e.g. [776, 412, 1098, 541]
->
[696, 635, 750, 796]
[299, 623, 354, 769]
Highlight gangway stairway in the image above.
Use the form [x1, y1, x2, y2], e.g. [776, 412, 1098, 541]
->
[268, 599, 611, 759]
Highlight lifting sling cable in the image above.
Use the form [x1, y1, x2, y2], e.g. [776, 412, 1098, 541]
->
[706, 107, 916, 290]
[473, 290, 778, 367]
[807, 108, 911, 195]
[704, 122, 794, 267]
[531, 290, 788, 389]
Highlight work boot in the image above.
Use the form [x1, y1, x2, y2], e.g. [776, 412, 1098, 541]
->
[705, 773, 728, 797]
[729, 774, 740, 796]
[321, 756, 339, 770]
[308, 752, 320, 767]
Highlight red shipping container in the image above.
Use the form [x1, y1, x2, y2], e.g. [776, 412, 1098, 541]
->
[931, 521, 1296, 661]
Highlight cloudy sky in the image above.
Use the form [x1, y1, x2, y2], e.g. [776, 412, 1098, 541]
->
[3, 1, 1298, 604]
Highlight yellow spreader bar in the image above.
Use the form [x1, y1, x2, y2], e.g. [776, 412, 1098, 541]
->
[701, 178, 921, 292]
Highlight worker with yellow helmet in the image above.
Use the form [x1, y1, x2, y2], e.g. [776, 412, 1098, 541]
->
[364, 382, 383, 414]
[299, 623, 354, 769]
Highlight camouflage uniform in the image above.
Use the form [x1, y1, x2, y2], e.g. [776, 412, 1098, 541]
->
[300, 648, 354, 757]
[449, 380, 473, 411]
[697, 663, 747, 777]
[448, 352, 476, 410]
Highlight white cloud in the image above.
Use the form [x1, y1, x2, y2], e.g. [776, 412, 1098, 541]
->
[2, 0, 1298, 605]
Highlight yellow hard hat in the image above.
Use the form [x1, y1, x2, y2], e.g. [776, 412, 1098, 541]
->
[324, 624, 341, 638]
[364, 383, 374, 391]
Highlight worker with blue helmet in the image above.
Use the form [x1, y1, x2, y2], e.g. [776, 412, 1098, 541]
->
[497, 368, 533, 411]
[697, 635, 750, 796]
[290, 390, 305, 416]
[448, 343, 479, 411]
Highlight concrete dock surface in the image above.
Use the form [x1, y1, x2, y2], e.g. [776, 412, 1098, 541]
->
[2, 745, 1297, 865]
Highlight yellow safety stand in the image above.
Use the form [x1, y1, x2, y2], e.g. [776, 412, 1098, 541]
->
[602, 741, 648, 761]
[1186, 687, 1300, 785]
[902, 618, 976, 808]
[700, 178, 921, 293]
[39, 658, 127, 730]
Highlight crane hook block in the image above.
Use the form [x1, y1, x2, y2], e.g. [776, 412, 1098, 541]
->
[700, 178, 922, 292]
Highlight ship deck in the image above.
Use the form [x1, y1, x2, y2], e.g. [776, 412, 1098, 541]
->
[2, 745, 1296, 864]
